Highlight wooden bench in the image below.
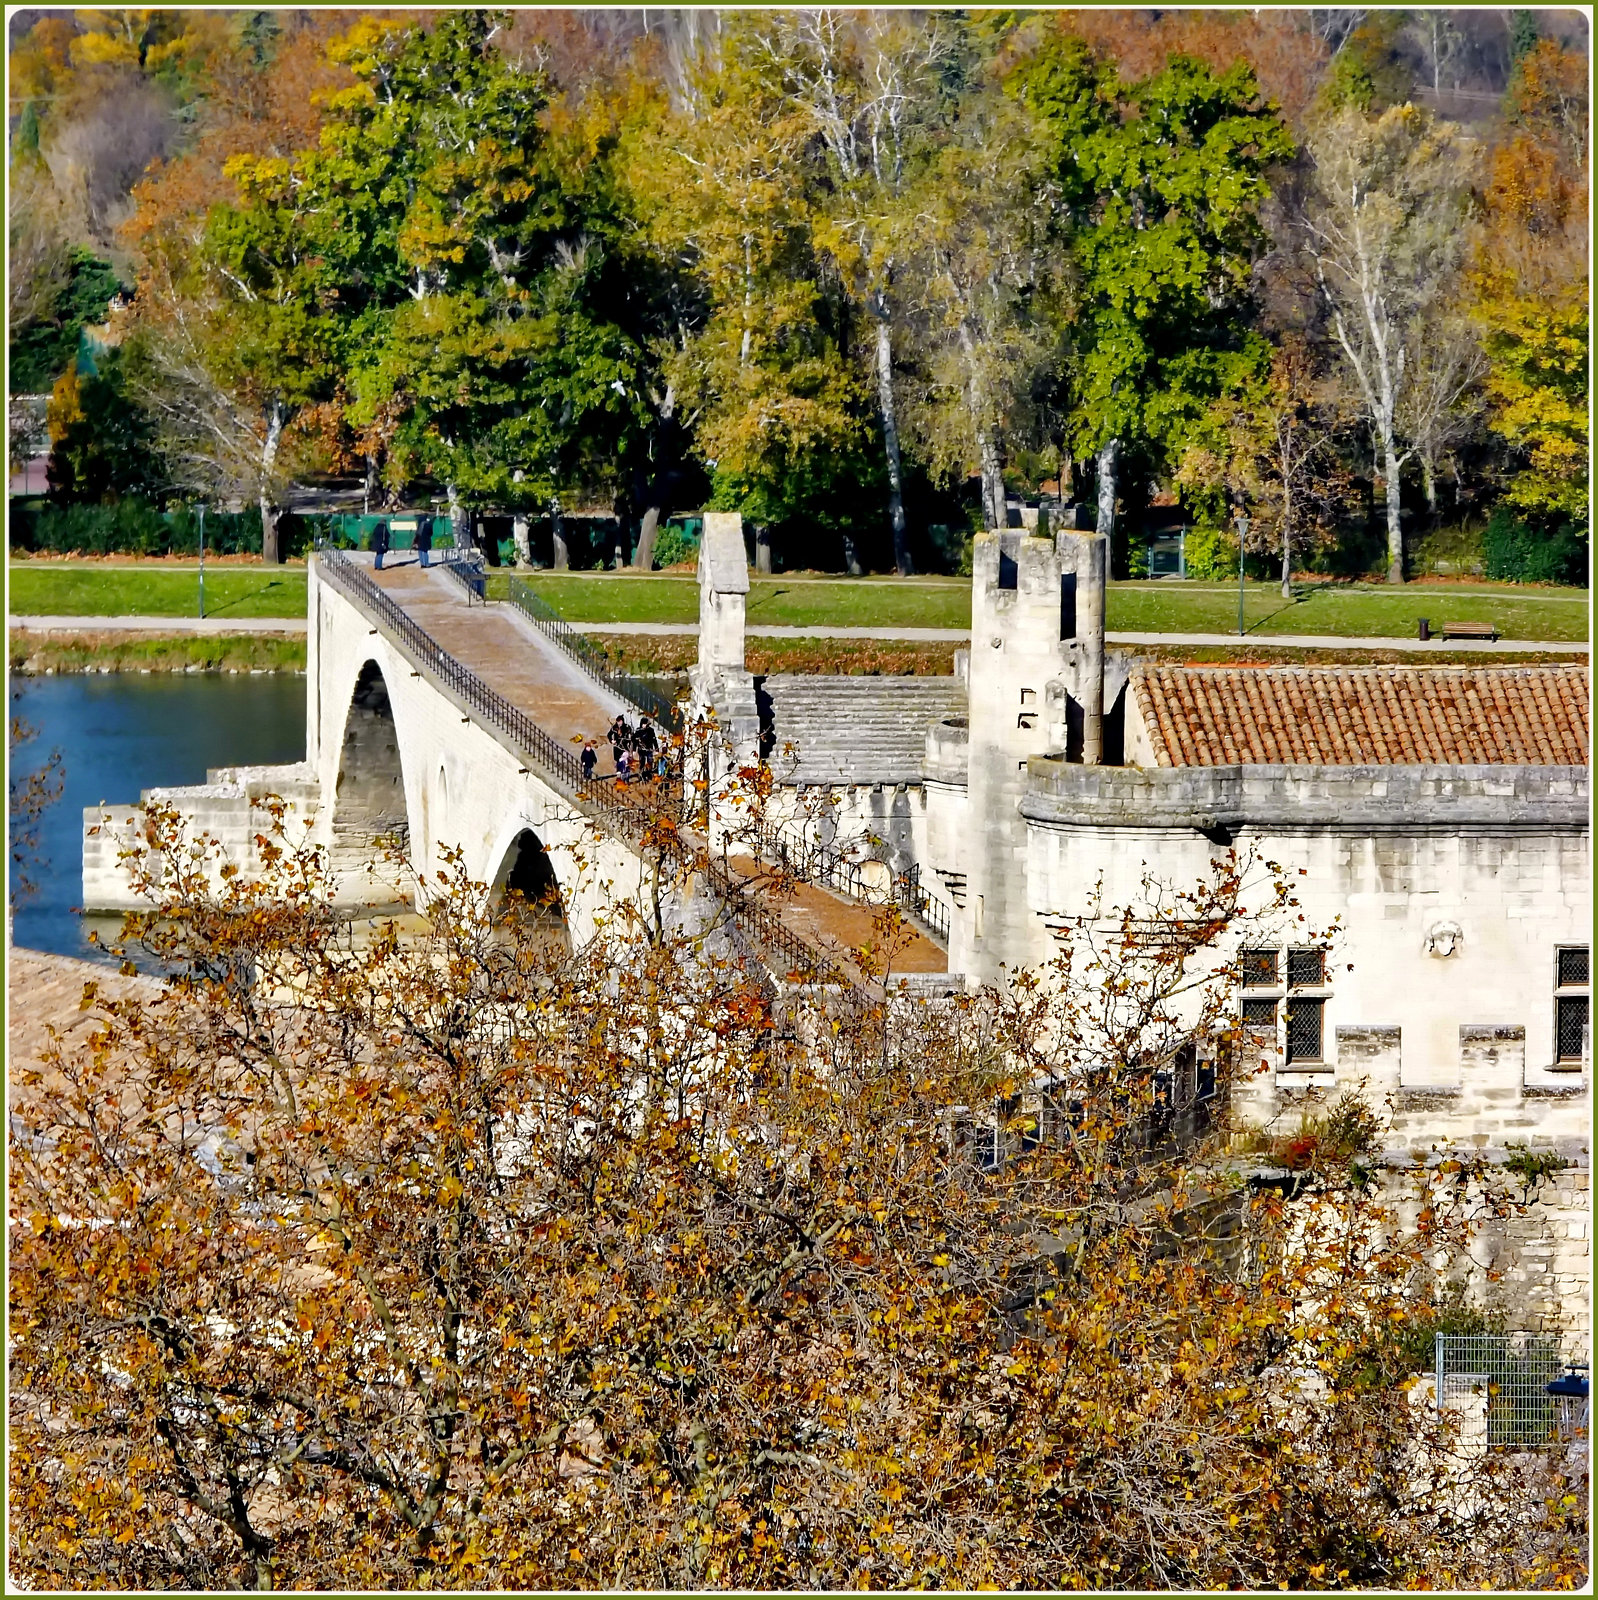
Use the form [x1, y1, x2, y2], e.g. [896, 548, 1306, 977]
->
[1440, 620, 1499, 641]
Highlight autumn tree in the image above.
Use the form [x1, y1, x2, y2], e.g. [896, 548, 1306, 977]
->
[1013, 41, 1294, 553]
[1473, 41, 1589, 538]
[619, 24, 870, 574]
[8, 706, 64, 908]
[9, 794, 1585, 1590]
[1178, 338, 1354, 597]
[899, 82, 1064, 535]
[760, 9, 967, 575]
[1300, 105, 1479, 583]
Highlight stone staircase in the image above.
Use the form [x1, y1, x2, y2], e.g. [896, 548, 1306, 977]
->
[760, 676, 967, 786]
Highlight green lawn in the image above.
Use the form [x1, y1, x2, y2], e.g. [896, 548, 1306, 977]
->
[498, 571, 1586, 641]
[1109, 581, 1591, 642]
[7, 567, 309, 619]
[489, 572, 972, 628]
[8, 563, 1587, 642]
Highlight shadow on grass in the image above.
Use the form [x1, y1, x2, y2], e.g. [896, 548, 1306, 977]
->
[202, 578, 293, 619]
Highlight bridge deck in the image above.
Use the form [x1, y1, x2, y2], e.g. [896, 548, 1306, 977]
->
[359, 554, 948, 975]
[369, 558, 631, 772]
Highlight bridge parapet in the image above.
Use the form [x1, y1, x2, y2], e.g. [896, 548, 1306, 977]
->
[316, 548, 656, 842]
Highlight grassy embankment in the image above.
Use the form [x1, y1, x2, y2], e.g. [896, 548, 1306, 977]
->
[7, 564, 1587, 675]
[10, 632, 307, 675]
[491, 571, 1590, 641]
[8, 566, 310, 619]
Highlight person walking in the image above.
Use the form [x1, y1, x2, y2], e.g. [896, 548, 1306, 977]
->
[415, 512, 433, 569]
[372, 519, 390, 571]
[608, 714, 630, 773]
[636, 716, 658, 772]
[580, 739, 598, 782]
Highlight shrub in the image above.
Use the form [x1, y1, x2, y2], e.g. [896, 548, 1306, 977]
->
[1184, 523, 1236, 580]
[12, 499, 265, 556]
[1411, 521, 1486, 578]
[650, 520, 699, 569]
[1481, 506, 1587, 585]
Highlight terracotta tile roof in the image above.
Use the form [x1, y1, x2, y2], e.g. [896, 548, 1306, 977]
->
[1130, 665, 1590, 767]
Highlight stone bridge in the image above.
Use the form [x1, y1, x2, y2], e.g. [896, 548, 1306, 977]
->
[84, 550, 951, 984]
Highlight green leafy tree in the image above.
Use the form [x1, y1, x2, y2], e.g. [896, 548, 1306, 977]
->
[305, 10, 647, 559]
[619, 30, 872, 573]
[44, 346, 163, 504]
[1013, 42, 1294, 552]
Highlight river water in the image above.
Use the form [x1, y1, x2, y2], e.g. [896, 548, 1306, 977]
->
[9, 674, 307, 960]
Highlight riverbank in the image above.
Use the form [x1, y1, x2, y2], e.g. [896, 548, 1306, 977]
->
[9, 630, 307, 675]
[589, 632, 1587, 677]
[8, 625, 1581, 679]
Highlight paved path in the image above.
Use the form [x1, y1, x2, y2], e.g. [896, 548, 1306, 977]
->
[366, 564, 630, 764]
[11, 614, 308, 634]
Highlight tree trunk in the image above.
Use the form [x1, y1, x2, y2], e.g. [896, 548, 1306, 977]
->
[754, 524, 773, 574]
[363, 451, 377, 517]
[978, 428, 1006, 533]
[634, 506, 660, 572]
[1058, 444, 1075, 507]
[447, 482, 470, 554]
[873, 308, 912, 576]
[1095, 437, 1119, 548]
[1379, 425, 1404, 584]
[551, 496, 569, 571]
[1281, 483, 1294, 600]
[1421, 449, 1438, 522]
[633, 383, 676, 572]
[259, 402, 284, 565]
[511, 469, 530, 565]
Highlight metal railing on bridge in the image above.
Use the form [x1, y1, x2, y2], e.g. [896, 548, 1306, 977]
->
[318, 547, 644, 839]
[750, 823, 952, 948]
[435, 552, 681, 729]
[314, 546, 850, 990]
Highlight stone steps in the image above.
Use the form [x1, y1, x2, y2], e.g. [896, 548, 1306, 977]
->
[760, 676, 967, 785]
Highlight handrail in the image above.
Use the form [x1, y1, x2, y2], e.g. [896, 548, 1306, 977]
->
[505, 575, 682, 730]
[313, 546, 847, 988]
[317, 547, 642, 837]
[751, 822, 951, 949]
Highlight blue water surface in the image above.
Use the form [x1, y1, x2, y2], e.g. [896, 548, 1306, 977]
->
[10, 673, 306, 959]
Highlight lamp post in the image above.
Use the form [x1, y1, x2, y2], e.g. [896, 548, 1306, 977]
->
[1235, 512, 1249, 637]
[198, 504, 206, 620]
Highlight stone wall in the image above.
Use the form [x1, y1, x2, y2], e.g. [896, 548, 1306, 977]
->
[83, 764, 320, 912]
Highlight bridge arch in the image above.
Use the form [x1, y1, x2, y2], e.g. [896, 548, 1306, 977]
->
[329, 660, 413, 904]
[489, 826, 570, 951]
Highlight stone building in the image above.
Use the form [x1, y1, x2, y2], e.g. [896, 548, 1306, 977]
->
[691, 517, 1591, 1335]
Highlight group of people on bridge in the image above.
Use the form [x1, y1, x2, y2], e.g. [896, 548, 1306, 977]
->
[582, 713, 675, 786]
[371, 515, 436, 571]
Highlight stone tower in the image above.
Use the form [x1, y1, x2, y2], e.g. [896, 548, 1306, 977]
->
[957, 526, 1121, 983]
[687, 512, 760, 829]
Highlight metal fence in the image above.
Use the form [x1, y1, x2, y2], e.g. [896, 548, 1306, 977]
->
[505, 574, 682, 729]
[313, 546, 850, 991]
[1436, 1332, 1586, 1448]
[317, 547, 641, 838]
[749, 823, 951, 948]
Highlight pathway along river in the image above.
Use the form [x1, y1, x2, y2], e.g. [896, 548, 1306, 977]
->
[10, 674, 305, 960]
